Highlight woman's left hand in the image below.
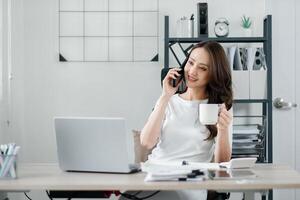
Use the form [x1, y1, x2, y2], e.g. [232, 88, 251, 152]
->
[217, 104, 232, 132]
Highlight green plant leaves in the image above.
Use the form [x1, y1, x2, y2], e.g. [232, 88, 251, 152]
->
[241, 15, 252, 29]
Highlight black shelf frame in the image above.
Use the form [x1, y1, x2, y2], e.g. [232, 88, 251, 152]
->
[169, 37, 267, 43]
[163, 15, 272, 164]
[234, 99, 270, 103]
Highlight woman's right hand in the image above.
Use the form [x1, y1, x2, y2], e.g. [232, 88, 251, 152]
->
[162, 68, 183, 98]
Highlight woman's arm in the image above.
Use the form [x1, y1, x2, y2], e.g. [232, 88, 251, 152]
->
[214, 105, 233, 163]
[140, 95, 170, 149]
[140, 68, 182, 149]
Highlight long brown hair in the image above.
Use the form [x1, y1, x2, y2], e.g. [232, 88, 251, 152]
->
[184, 41, 233, 140]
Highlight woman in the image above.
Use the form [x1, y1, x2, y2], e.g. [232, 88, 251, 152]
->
[140, 41, 233, 200]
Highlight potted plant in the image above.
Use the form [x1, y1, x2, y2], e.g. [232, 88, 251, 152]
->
[241, 15, 252, 37]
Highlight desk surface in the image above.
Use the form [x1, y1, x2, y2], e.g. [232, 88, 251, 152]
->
[1, 163, 300, 191]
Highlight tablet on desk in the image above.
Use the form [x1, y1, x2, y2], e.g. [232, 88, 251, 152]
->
[208, 169, 256, 180]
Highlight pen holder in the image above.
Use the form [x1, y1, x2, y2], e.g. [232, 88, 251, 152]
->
[176, 18, 194, 37]
[0, 155, 18, 179]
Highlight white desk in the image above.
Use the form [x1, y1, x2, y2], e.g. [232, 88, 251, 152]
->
[1, 163, 300, 199]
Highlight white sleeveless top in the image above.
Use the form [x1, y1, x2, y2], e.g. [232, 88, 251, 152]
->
[148, 94, 220, 163]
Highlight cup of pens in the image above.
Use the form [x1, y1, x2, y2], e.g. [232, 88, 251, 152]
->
[176, 14, 194, 38]
[0, 143, 20, 179]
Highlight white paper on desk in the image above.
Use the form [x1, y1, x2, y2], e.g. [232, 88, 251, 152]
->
[141, 160, 220, 173]
[144, 169, 192, 182]
[219, 158, 257, 169]
[145, 173, 205, 182]
[143, 167, 207, 182]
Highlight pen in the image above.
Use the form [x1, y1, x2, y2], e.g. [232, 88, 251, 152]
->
[0, 145, 4, 154]
[1, 144, 8, 155]
[178, 177, 205, 182]
[0, 146, 3, 170]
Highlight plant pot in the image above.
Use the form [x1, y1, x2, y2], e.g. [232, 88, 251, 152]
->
[243, 28, 252, 37]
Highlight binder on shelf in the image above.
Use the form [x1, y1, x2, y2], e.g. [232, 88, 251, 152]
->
[227, 46, 268, 100]
[246, 47, 257, 71]
[232, 70, 250, 99]
[227, 45, 249, 99]
[250, 47, 267, 99]
[238, 48, 248, 70]
[250, 69, 267, 99]
[227, 46, 236, 70]
[233, 47, 243, 70]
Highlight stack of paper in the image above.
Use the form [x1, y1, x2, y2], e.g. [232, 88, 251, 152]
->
[141, 160, 219, 182]
[233, 124, 261, 134]
[144, 169, 205, 182]
[142, 158, 258, 181]
[232, 124, 264, 160]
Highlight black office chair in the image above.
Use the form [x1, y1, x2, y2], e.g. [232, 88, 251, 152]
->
[207, 191, 230, 200]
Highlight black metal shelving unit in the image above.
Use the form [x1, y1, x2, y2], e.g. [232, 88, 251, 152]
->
[164, 15, 272, 199]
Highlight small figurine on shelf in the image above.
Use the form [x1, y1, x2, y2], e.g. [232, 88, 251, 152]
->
[241, 15, 252, 37]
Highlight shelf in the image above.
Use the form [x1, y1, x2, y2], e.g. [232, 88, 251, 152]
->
[233, 99, 269, 103]
[168, 37, 267, 43]
[164, 15, 273, 165]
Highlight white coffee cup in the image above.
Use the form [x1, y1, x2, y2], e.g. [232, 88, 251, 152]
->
[199, 104, 219, 125]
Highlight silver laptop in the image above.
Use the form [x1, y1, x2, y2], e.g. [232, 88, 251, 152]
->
[54, 117, 139, 173]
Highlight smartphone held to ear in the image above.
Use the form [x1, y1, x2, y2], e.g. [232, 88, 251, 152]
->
[172, 70, 184, 87]
[172, 55, 188, 87]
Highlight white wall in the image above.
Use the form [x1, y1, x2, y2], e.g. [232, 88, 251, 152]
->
[6, 0, 265, 199]
[0, 0, 4, 142]
[161, 0, 265, 38]
[0, 0, 11, 144]
[4, 0, 25, 147]
[5, 0, 265, 163]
